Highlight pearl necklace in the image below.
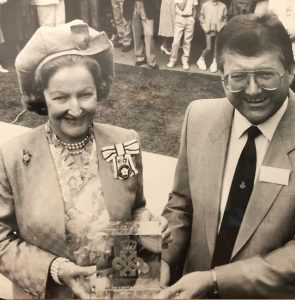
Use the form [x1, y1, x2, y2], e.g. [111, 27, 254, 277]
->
[58, 135, 90, 155]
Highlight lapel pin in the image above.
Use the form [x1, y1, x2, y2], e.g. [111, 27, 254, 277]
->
[22, 150, 32, 166]
[239, 181, 246, 189]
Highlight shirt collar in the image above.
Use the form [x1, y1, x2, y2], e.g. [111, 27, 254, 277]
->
[211, 0, 218, 5]
[233, 97, 288, 141]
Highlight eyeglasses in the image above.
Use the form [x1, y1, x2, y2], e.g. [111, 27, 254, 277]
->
[222, 69, 286, 93]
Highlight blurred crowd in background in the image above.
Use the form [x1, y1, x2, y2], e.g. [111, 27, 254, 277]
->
[0, 0, 294, 73]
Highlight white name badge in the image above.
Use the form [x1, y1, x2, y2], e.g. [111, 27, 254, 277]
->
[259, 166, 290, 186]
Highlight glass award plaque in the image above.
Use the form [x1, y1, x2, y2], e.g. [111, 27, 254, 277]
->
[95, 221, 162, 299]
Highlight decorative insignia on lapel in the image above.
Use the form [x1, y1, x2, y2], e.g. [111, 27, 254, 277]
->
[101, 139, 139, 180]
[22, 149, 32, 166]
[239, 181, 246, 189]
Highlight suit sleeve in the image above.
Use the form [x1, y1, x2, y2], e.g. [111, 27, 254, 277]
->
[215, 238, 295, 298]
[130, 130, 150, 220]
[0, 150, 56, 298]
[161, 104, 193, 279]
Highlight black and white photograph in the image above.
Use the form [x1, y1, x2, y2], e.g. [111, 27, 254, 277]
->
[0, 0, 295, 298]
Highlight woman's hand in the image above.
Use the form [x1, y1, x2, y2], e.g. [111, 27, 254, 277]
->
[159, 216, 173, 249]
[158, 271, 213, 299]
[58, 261, 96, 299]
[85, 272, 111, 299]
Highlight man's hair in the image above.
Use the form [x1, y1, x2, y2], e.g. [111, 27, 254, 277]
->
[26, 54, 107, 115]
[216, 12, 295, 73]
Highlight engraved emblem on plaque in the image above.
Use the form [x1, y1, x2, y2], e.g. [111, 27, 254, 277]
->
[112, 240, 144, 276]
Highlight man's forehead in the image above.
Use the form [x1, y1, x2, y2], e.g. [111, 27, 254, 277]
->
[222, 49, 281, 60]
[221, 50, 285, 69]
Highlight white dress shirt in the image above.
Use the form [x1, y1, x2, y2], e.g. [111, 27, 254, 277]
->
[175, 0, 198, 16]
[219, 98, 288, 229]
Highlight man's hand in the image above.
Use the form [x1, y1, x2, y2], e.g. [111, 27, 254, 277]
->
[288, 31, 295, 41]
[159, 216, 173, 249]
[138, 212, 173, 251]
[158, 271, 213, 299]
[58, 261, 96, 299]
[160, 259, 171, 288]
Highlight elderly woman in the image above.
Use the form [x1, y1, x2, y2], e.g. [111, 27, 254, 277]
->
[0, 20, 171, 299]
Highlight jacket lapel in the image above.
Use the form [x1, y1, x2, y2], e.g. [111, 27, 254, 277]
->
[22, 126, 69, 257]
[232, 91, 295, 258]
[93, 124, 134, 221]
[206, 101, 234, 257]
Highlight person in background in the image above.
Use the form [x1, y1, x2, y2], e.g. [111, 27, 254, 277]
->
[0, 0, 8, 73]
[255, 0, 295, 92]
[100, 0, 118, 38]
[64, 0, 80, 22]
[159, 12, 295, 299]
[167, 0, 198, 70]
[123, 0, 159, 70]
[79, 0, 101, 31]
[220, 0, 232, 7]
[1, 0, 38, 53]
[32, 0, 65, 27]
[196, 0, 227, 73]
[0, 20, 171, 299]
[110, 0, 133, 52]
[158, 0, 175, 55]
[227, 0, 256, 19]
[15, 0, 38, 51]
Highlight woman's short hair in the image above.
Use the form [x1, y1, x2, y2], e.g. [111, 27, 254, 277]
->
[216, 12, 295, 73]
[27, 54, 109, 115]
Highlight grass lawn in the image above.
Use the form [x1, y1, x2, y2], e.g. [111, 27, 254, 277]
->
[0, 64, 224, 157]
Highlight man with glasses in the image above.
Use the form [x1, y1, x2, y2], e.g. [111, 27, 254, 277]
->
[159, 12, 295, 298]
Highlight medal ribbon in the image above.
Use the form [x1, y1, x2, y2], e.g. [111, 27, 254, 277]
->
[101, 139, 140, 179]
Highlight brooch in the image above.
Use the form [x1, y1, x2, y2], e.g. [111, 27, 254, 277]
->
[101, 139, 139, 180]
[22, 150, 32, 166]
